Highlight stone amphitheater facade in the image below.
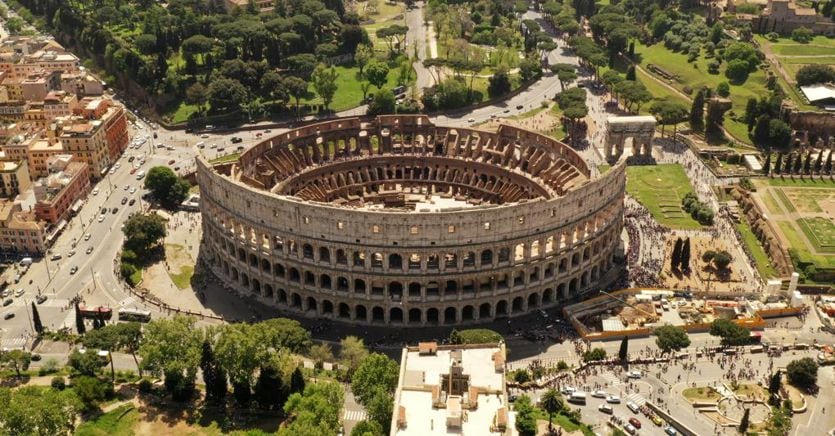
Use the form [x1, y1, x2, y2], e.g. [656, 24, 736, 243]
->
[196, 115, 626, 326]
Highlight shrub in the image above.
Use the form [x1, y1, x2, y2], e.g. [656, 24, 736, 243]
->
[138, 378, 154, 393]
[51, 376, 66, 390]
[716, 82, 730, 97]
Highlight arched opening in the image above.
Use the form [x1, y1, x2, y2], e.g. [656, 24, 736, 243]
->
[569, 278, 578, 295]
[237, 248, 246, 261]
[261, 259, 271, 273]
[390, 307, 403, 323]
[498, 247, 510, 263]
[512, 297, 524, 313]
[572, 252, 580, 267]
[558, 282, 568, 299]
[462, 305, 474, 321]
[241, 273, 249, 288]
[320, 274, 332, 290]
[389, 282, 403, 300]
[302, 244, 314, 259]
[289, 268, 300, 282]
[355, 305, 367, 321]
[264, 284, 274, 298]
[354, 279, 366, 293]
[306, 297, 317, 312]
[543, 288, 554, 303]
[251, 279, 261, 294]
[291, 293, 302, 308]
[426, 281, 439, 297]
[408, 282, 421, 297]
[444, 307, 457, 324]
[337, 276, 349, 292]
[427, 255, 439, 269]
[409, 308, 422, 324]
[371, 252, 384, 268]
[274, 263, 285, 278]
[426, 308, 439, 324]
[479, 303, 491, 319]
[372, 306, 385, 322]
[304, 271, 315, 285]
[278, 289, 287, 303]
[528, 293, 540, 308]
[249, 253, 258, 267]
[444, 280, 458, 295]
[444, 253, 458, 269]
[338, 303, 350, 318]
[463, 252, 476, 267]
[319, 247, 331, 263]
[388, 253, 403, 269]
[496, 300, 508, 316]
[322, 300, 333, 315]
[480, 249, 493, 266]
[336, 249, 348, 264]
[408, 254, 421, 269]
[353, 251, 365, 267]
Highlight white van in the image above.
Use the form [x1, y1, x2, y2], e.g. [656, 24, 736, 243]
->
[196, 141, 205, 148]
[136, 170, 146, 180]
[568, 392, 587, 404]
[20, 257, 33, 266]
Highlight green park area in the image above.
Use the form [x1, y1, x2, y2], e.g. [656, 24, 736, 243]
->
[633, 41, 769, 144]
[754, 35, 835, 110]
[682, 386, 722, 402]
[626, 164, 702, 229]
[798, 218, 835, 253]
[737, 218, 778, 279]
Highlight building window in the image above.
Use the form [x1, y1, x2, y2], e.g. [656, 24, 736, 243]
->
[518, 217, 525, 225]
[448, 225, 455, 234]
[337, 221, 345, 230]
[303, 216, 310, 224]
[410, 226, 418, 235]
[372, 225, 380, 233]
[483, 222, 491, 230]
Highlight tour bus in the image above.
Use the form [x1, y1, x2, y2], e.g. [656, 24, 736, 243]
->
[118, 308, 152, 322]
[78, 305, 113, 320]
[568, 392, 587, 405]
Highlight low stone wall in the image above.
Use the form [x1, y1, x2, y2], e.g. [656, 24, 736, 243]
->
[732, 187, 795, 276]
[646, 401, 700, 436]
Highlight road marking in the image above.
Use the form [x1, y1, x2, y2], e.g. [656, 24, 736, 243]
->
[626, 392, 646, 406]
[343, 409, 367, 422]
[118, 297, 135, 307]
[600, 372, 622, 387]
[1, 337, 26, 349]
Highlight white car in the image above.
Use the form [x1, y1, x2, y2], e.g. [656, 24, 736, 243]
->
[592, 390, 607, 398]
[84, 233, 91, 241]
[15, 289, 24, 297]
[201, 133, 209, 139]
[606, 395, 621, 404]
[86, 246, 94, 254]
[114, 162, 121, 169]
[124, 185, 130, 191]
[598, 404, 613, 414]
[92, 187, 99, 196]
[129, 187, 136, 194]
[109, 168, 116, 175]
[560, 386, 576, 395]
[627, 370, 642, 379]
[97, 215, 105, 223]
[627, 401, 640, 413]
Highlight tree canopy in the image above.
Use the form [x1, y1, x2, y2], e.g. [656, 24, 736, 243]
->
[654, 325, 691, 354]
[709, 318, 750, 346]
[122, 213, 166, 256]
[144, 166, 190, 209]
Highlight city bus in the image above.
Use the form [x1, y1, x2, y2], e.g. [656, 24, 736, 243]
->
[118, 308, 152, 322]
[78, 305, 113, 320]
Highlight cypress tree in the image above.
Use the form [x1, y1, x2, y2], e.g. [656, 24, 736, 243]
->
[825, 150, 833, 175]
[681, 238, 691, 272]
[774, 153, 783, 175]
[618, 336, 629, 362]
[289, 366, 305, 394]
[254, 364, 285, 410]
[744, 98, 758, 130]
[793, 153, 802, 174]
[785, 153, 794, 175]
[804, 151, 812, 174]
[689, 89, 705, 132]
[31, 302, 43, 334]
[671, 238, 683, 271]
[626, 65, 636, 81]
[814, 150, 823, 174]
[762, 153, 771, 175]
[768, 370, 782, 396]
[738, 408, 750, 433]
[75, 303, 86, 335]
[201, 340, 227, 404]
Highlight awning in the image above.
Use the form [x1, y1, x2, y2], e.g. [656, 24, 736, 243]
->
[46, 219, 67, 241]
[70, 199, 84, 213]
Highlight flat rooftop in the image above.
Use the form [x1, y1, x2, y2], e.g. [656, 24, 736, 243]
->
[392, 344, 511, 436]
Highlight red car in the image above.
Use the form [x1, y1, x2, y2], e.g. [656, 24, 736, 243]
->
[629, 417, 642, 429]
[168, 159, 175, 165]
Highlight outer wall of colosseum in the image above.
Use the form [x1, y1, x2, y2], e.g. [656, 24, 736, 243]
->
[196, 115, 626, 326]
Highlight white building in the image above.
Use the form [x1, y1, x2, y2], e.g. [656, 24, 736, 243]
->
[390, 342, 513, 436]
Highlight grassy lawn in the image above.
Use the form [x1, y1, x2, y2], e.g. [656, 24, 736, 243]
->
[166, 101, 201, 124]
[737, 217, 778, 278]
[634, 41, 770, 145]
[626, 164, 703, 229]
[209, 152, 241, 164]
[302, 63, 410, 112]
[797, 217, 835, 252]
[129, 267, 142, 287]
[732, 383, 768, 400]
[169, 265, 195, 289]
[778, 221, 835, 269]
[773, 188, 797, 212]
[765, 34, 835, 56]
[509, 106, 546, 120]
[636, 68, 690, 110]
[76, 404, 138, 436]
[598, 163, 611, 174]
[528, 408, 595, 436]
[765, 177, 835, 187]
[682, 387, 722, 402]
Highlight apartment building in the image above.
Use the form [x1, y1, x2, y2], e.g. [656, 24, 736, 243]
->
[0, 158, 30, 198]
[0, 199, 47, 255]
[34, 156, 90, 224]
[2, 129, 65, 179]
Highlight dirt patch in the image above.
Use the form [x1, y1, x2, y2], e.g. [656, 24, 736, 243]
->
[164, 244, 195, 290]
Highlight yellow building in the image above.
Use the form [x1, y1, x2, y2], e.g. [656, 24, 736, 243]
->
[0, 158, 30, 198]
[0, 199, 47, 255]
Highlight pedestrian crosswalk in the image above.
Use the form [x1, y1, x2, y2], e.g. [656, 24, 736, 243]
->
[118, 297, 135, 307]
[40, 298, 69, 308]
[343, 409, 367, 422]
[600, 371, 622, 387]
[626, 392, 646, 406]
[1, 337, 26, 349]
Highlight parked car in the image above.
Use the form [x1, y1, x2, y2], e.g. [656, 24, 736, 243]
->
[86, 246, 94, 254]
[629, 417, 642, 429]
[70, 266, 78, 274]
[112, 207, 119, 214]
[627, 370, 642, 379]
[3, 298, 12, 306]
[606, 395, 621, 404]
[598, 404, 613, 414]
[36, 295, 47, 304]
[121, 197, 128, 205]
[664, 425, 678, 435]
[3, 312, 14, 320]
[15, 289, 24, 297]
[592, 390, 607, 398]
[627, 401, 640, 413]
[129, 199, 136, 206]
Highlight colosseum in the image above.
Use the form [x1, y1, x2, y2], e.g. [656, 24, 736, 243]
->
[196, 115, 625, 326]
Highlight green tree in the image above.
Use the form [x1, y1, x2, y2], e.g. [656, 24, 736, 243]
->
[795, 64, 835, 86]
[650, 100, 689, 137]
[716, 81, 730, 97]
[139, 316, 202, 401]
[366, 388, 394, 433]
[713, 250, 733, 270]
[215, 323, 267, 403]
[681, 237, 691, 272]
[763, 153, 772, 175]
[351, 353, 399, 405]
[351, 419, 384, 436]
[514, 395, 537, 436]
[67, 349, 104, 377]
[671, 237, 683, 271]
[541, 388, 564, 432]
[365, 61, 390, 90]
[200, 339, 227, 405]
[185, 82, 208, 113]
[367, 89, 395, 115]
[354, 44, 373, 75]
[725, 59, 751, 83]
[550, 63, 577, 89]
[582, 348, 607, 362]
[290, 366, 306, 394]
[207, 77, 248, 113]
[710, 318, 750, 347]
[259, 318, 313, 353]
[619, 335, 629, 361]
[690, 88, 705, 132]
[0, 386, 80, 436]
[254, 361, 285, 410]
[654, 325, 691, 355]
[768, 370, 782, 399]
[144, 166, 190, 208]
[312, 63, 339, 110]
[309, 343, 334, 367]
[283, 75, 311, 118]
[0, 349, 31, 377]
[519, 57, 542, 81]
[791, 26, 813, 43]
[72, 376, 110, 411]
[122, 213, 166, 257]
[786, 357, 818, 390]
[280, 382, 344, 436]
[340, 336, 369, 378]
